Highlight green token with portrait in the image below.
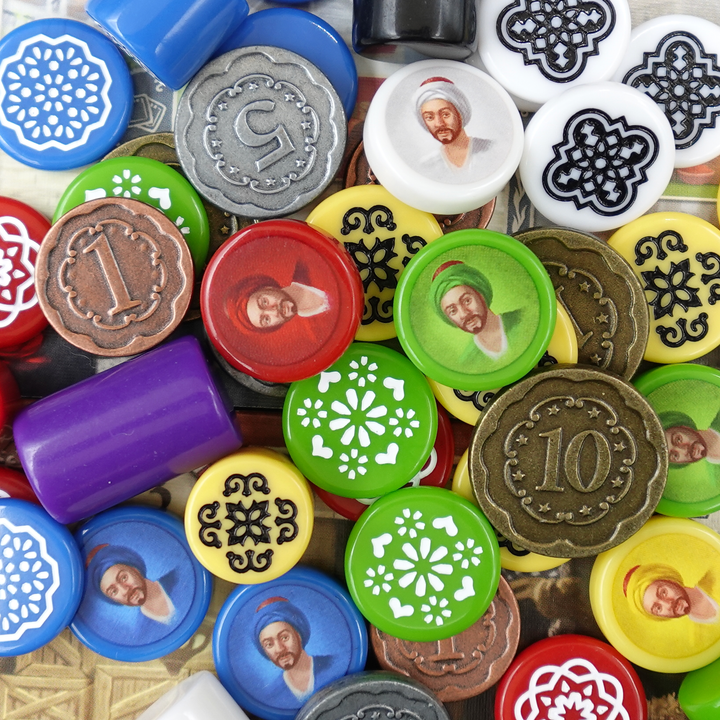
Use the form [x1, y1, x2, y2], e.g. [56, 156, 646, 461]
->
[635, 364, 720, 517]
[394, 229, 556, 390]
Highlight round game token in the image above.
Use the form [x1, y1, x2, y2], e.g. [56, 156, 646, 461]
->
[53, 157, 210, 271]
[680, 654, 720, 720]
[215, 8, 358, 118]
[185, 449, 314, 585]
[35, 198, 193, 357]
[470, 366, 667, 558]
[201, 219, 362, 384]
[313, 402, 454, 521]
[635, 364, 720, 517]
[428, 301, 577, 425]
[477, 0, 631, 112]
[0, 467, 39, 505]
[283, 343, 438, 499]
[363, 59, 524, 215]
[306, 185, 444, 342]
[345, 486, 500, 641]
[520, 82, 676, 232]
[0, 198, 49, 348]
[590, 516, 720, 673]
[371, 575, 520, 701]
[516, 226, 649, 379]
[0, 19, 133, 170]
[394, 229, 556, 391]
[613, 15, 720, 168]
[0, 499, 83, 656]
[213, 566, 368, 720]
[295, 672, 450, 720]
[495, 634, 647, 720]
[452, 449, 569, 573]
[70, 506, 212, 662]
[175, 46, 346, 219]
[608, 212, 720, 363]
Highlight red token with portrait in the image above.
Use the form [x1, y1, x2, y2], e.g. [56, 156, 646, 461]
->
[313, 402, 454, 521]
[0, 197, 49, 348]
[201, 219, 363, 383]
[495, 635, 647, 720]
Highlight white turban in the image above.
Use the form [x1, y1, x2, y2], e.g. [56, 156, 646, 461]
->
[412, 77, 472, 129]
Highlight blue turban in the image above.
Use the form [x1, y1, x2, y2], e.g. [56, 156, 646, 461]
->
[253, 597, 311, 655]
[86, 544, 147, 605]
[430, 261, 493, 325]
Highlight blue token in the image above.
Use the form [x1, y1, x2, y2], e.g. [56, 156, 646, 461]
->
[70, 506, 212, 663]
[0, 499, 83, 656]
[215, 8, 358, 118]
[213, 566, 368, 720]
[0, 18, 133, 170]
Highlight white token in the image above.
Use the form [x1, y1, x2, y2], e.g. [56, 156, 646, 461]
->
[363, 59, 524, 215]
[612, 14, 720, 169]
[519, 81, 676, 233]
[476, 0, 631, 112]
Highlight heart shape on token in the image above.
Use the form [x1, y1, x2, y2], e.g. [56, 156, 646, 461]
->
[375, 443, 399, 465]
[311, 435, 333, 459]
[372, 533, 393, 558]
[433, 516, 459, 537]
[389, 597, 414, 618]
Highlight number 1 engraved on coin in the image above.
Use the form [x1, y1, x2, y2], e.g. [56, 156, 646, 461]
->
[84, 232, 142, 316]
[235, 100, 296, 172]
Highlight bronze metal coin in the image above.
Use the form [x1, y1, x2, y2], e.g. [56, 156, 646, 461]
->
[344, 137, 496, 231]
[35, 198, 193, 356]
[370, 575, 520, 702]
[514, 227, 649, 380]
[469, 366, 667, 558]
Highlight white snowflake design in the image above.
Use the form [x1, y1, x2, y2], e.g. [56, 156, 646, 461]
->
[329, 388, 387, 447]
[395, 508, 425, 538]
[348, 355, 378, 387]
[421, 595, 452, 626]
[0, 35, 112, 151]
[452, 538, 483, 570]
[364, 564, 394, 595]
[296, 398, 327, 429]
[393, 536, 454, 597]
[338, 448, 368, 480]
[0, 217, 39, 328]
[0, 519, 60, 641]
[388, 408, 420, 438]
[111, 168, 142, 198]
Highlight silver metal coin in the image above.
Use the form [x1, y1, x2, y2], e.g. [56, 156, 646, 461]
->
[175, 46, 346, 218]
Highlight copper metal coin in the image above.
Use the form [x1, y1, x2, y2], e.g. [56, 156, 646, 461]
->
[370, 575, 520, 702]
[35, 198, 193, 356]
[344, 137, 496, 232]
[469, 366, 667, 558]
[514, 227, 649, 380]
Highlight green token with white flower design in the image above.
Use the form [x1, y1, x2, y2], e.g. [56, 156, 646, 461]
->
[53, 157, 209, 270]
[283, 343, 438, 498]
[345, 486, 500, 641]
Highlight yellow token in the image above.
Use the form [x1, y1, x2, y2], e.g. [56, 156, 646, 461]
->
[452, 449, 568, 572]
[590, 516, 720, 673]
[306, 185, 443, 341]
[429, 303, 578, 425]
[184, 448, 314, 584]
[608, 212, 720, 363]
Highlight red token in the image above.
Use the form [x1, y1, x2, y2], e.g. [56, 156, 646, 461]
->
[0, 198, 49, 348]
[0, 466, 39, 504]
[313, 402, 454, 520]
[201, 219, 363, 383]
[496, 635, 647, 720]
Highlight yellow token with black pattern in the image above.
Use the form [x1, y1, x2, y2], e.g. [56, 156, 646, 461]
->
[185, 448, 314, 584]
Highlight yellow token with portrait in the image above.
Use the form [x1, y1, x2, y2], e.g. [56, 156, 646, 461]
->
[184, 448, 314, 584]
[307, 185, 443, 341]
[590, 516, 720, 672]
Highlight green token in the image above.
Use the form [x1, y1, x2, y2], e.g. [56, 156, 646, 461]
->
[283, 343, 438, 498]
[635, 363, 720, 517]
[394, 229, 556, 390]
[53, 157, 209, 270]
[679, 654, 720, 720]
[345, 486, 500, 641]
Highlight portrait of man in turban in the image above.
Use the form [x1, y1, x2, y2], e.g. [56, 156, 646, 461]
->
[412, 76, 493, 176]
[659, 410, 720, 466]
[86, 544, 178, 626]
[253, 596, 339, 704]
[623, 563, 719, 624]
[430, 260, 523, 362]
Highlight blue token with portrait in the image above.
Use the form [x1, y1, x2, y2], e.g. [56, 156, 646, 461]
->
[70, 506, 212, 662]
[213, 566, 368, 720]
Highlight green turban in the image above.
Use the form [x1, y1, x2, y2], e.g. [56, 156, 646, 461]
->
[430, 261, 493, 325]
[658, 411, 697, 432]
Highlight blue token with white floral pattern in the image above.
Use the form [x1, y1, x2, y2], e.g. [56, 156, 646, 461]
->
[0, 18, 133, 170]
[0, 499, 84, 656]
[345, 486, 500, 641]
[283, 343, 438, 499]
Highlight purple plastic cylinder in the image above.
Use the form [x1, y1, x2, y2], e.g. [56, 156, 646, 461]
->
[14, 337, 242, 524]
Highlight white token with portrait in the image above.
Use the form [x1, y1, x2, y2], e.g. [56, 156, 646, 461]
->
[363, 60, 524, 215]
